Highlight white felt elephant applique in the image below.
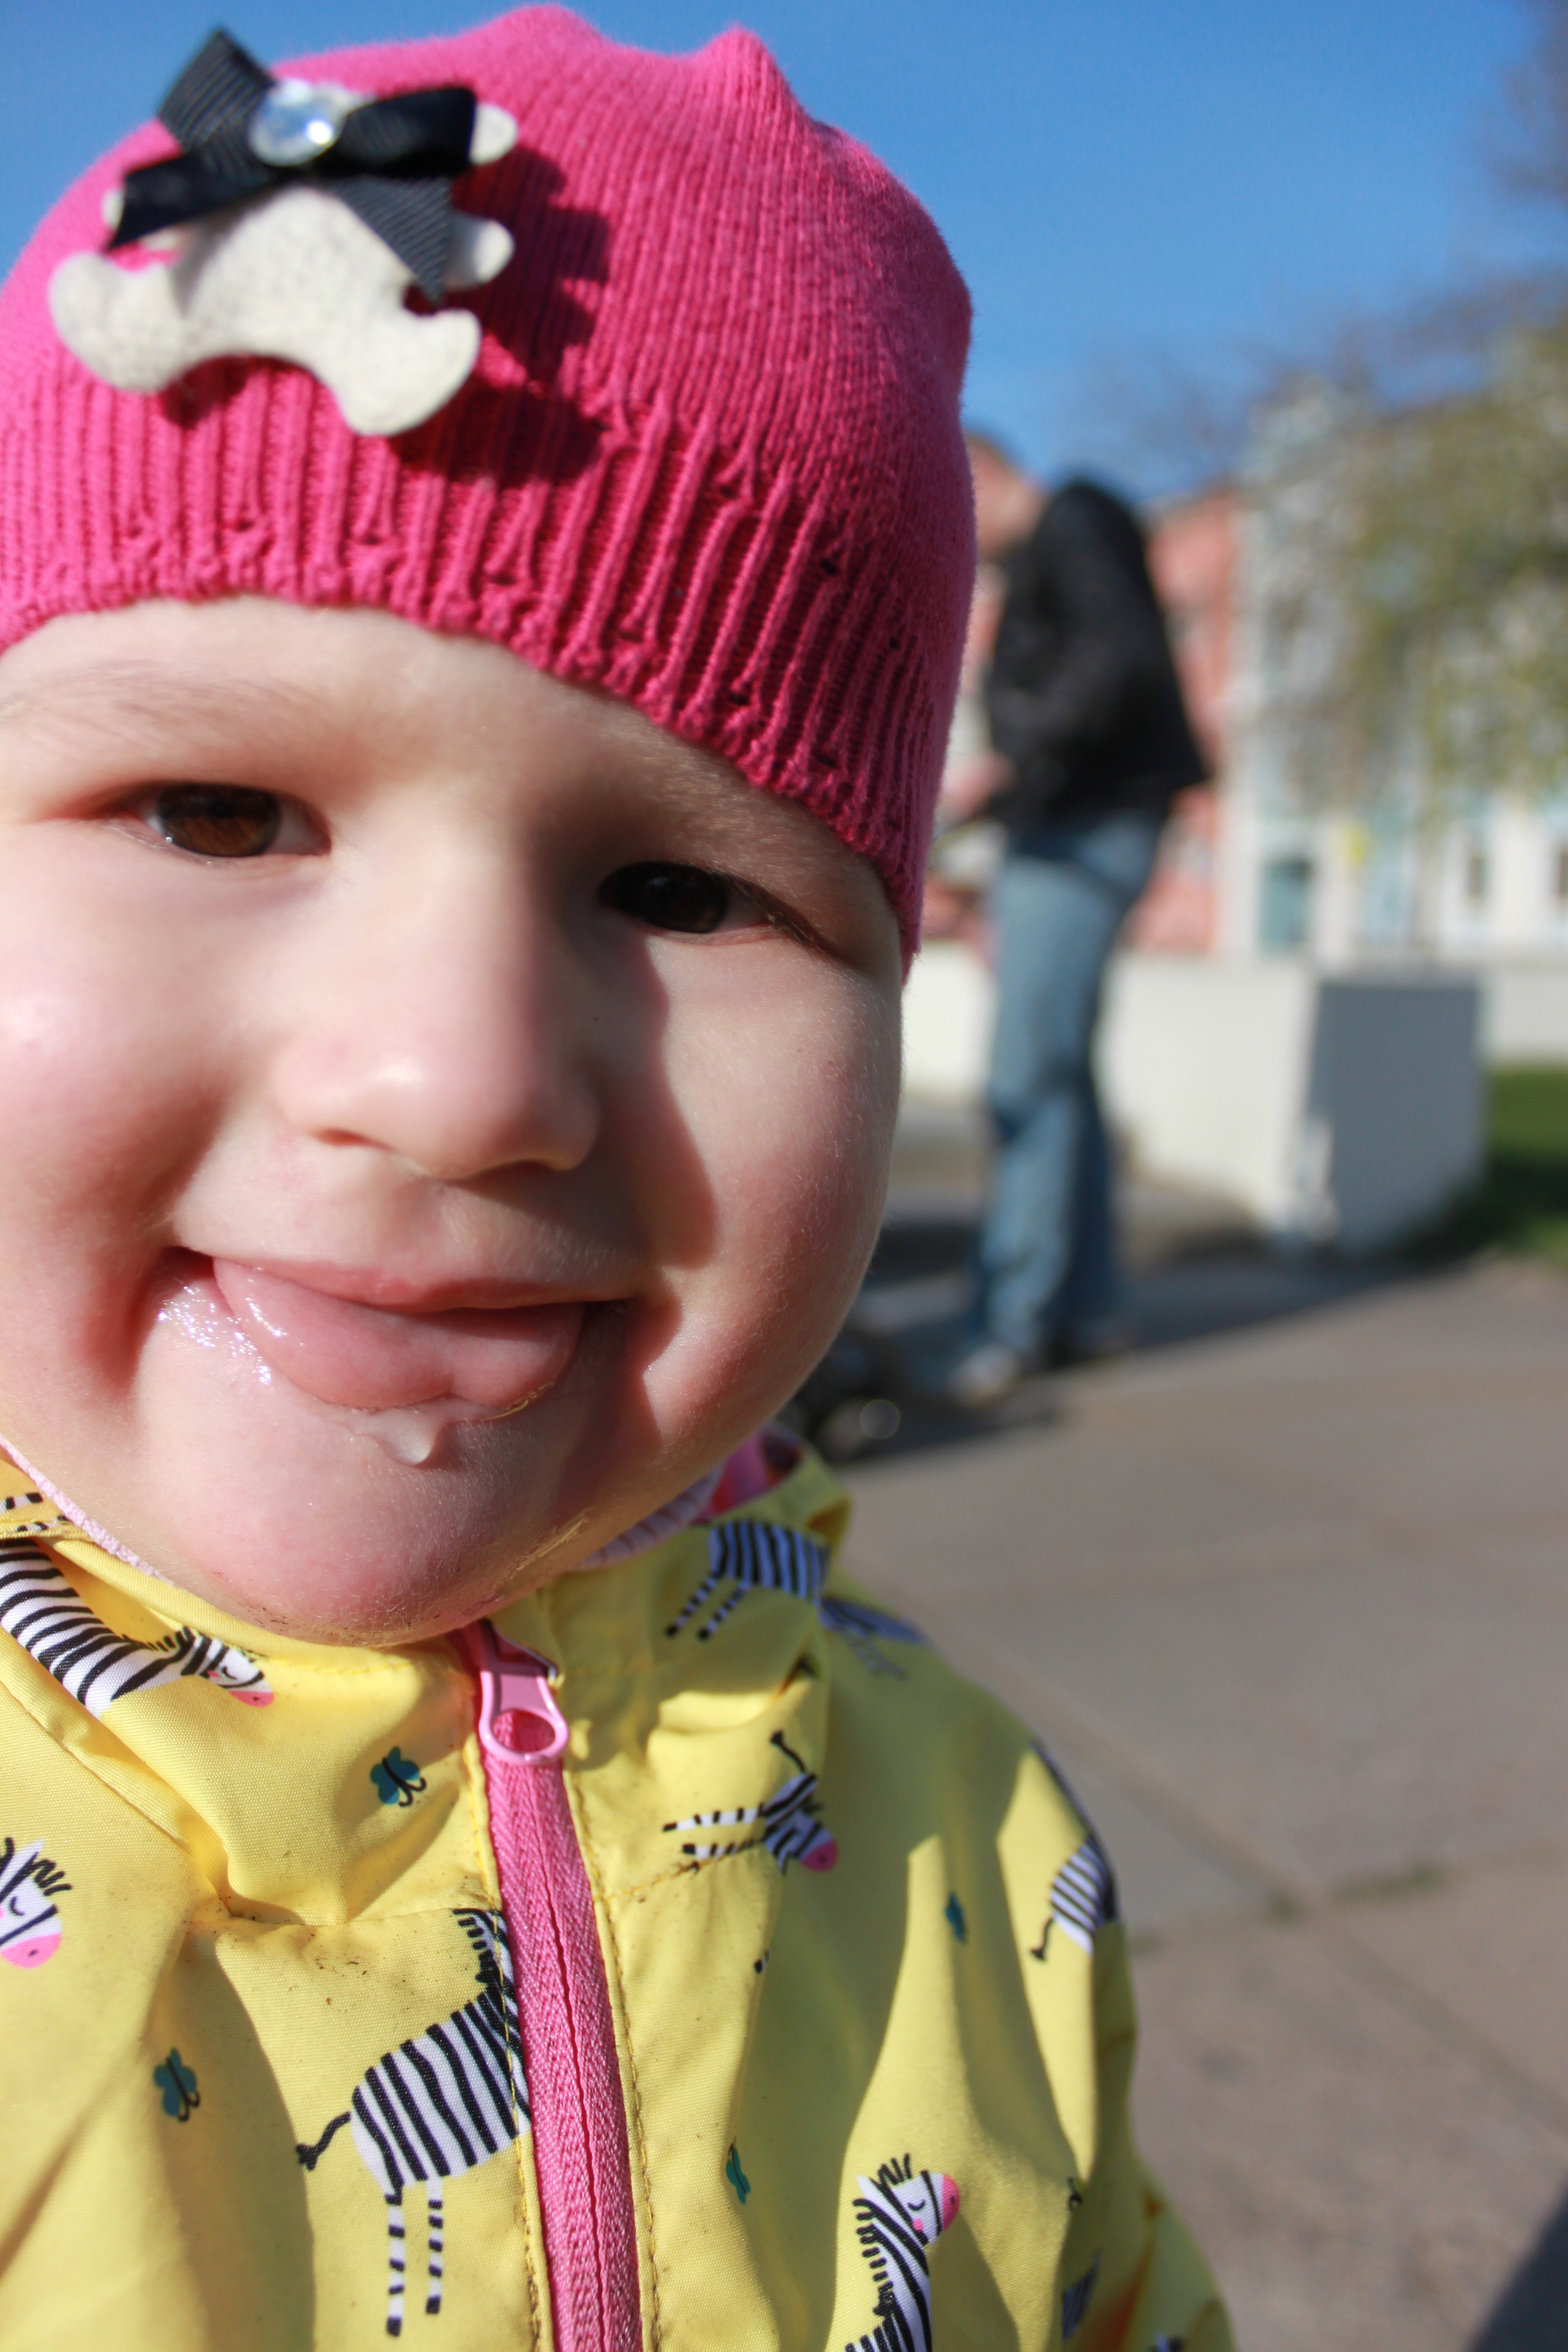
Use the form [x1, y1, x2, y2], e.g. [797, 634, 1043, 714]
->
[50, 96, 520, 438]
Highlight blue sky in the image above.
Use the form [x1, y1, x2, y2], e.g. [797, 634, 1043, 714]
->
[0, 1, 1556, 488]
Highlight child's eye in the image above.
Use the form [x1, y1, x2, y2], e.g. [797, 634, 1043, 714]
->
[600, 861, 746, 936]
[136, 784, 318, 860]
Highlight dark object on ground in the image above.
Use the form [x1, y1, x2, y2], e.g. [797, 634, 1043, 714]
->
[1470, 2186, 1568, 2351]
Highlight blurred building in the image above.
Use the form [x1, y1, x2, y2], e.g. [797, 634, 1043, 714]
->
[1140, 391, 1568, 1050]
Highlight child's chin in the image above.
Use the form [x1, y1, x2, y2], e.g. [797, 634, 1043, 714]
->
[130, 1326, 621, 1641]
[161, 1449, 573, 1645]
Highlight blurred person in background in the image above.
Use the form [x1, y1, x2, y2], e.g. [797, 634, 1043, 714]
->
[933, 433, 1207, 1404]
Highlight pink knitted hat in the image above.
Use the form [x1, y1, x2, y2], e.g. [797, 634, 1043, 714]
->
[0, 8, 973, 952]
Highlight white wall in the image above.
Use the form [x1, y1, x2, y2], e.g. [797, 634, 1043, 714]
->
[901, 941, 994, 1107]
[1097, 958, 1323, 1233]
[1100, 959, 1484, 1246]
[1484, 963, 1568, 1063]
[902, 945, 1485, 1249]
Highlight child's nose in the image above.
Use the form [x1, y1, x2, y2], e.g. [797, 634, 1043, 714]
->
[270, 861, 602, 1184]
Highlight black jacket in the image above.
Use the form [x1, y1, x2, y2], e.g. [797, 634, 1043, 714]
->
[984, 478, 1207, 834]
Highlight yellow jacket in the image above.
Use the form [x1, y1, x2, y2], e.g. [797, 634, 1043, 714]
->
[0, 1442, 1230, 2351]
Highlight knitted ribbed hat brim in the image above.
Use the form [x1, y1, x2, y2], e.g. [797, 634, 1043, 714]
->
[0, 8, 975, 954]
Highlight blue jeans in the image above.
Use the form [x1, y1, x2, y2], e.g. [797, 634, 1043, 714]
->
[979, 812, 1163, 1357]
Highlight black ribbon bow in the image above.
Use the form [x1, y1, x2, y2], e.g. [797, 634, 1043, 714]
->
[109, 29, 482, 302]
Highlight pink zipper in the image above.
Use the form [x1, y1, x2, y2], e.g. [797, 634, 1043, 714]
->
[462, 1622, 642, 2351]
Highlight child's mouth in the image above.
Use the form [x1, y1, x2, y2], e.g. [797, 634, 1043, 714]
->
[206, 1259, 586, 1417]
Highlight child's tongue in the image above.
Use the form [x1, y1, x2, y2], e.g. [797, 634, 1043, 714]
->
[211, 1261, 583, 1414]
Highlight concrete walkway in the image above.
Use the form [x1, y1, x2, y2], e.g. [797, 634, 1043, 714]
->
[838, 1256, 1568, 2351]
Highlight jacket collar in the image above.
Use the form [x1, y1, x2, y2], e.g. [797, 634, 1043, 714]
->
[0, 1449, 850, 1925]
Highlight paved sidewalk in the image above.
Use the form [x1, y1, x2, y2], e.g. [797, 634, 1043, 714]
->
[838, 1257, 1568, 2352]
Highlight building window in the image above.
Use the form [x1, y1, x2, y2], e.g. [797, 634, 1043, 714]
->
[1259, 855, 1315, 952]
[1464, 838, 1489, 906]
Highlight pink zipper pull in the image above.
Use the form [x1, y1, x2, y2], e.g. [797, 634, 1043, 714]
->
[461, 1622, 568, 1766]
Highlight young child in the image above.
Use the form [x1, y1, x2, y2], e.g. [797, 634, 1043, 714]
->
[0, 13, 1230, 2348]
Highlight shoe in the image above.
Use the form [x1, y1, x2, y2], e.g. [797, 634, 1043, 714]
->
[942, 1338, 1041, 1407]
[1049, 1315, 1135, 1370]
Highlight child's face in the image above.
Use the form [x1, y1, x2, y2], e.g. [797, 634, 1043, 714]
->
[0, 599, 902, 1640]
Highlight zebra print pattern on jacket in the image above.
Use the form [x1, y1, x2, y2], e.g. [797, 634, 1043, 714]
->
[844, 2154, 960, 2352]
[296, 1909, 528, 2340]
[664, 1730, 837, 1872]
[0, 1490, 73, 1539]
[1028, 1738, 1119, 1959]
[0, 1834, 69, 1968]
[667, 1515, 928, 1675]
[665, 1520, 828, 1642]
[1062, 2256, 1102, 2341]
[817, 1594, 929, 1677]
[0, 1542, 272, 1717]
[1040, 1838, 1119, 1958]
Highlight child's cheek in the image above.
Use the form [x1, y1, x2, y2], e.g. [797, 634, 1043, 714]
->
[0, 916, 199, 1207]
[652, 961, 898, 1387]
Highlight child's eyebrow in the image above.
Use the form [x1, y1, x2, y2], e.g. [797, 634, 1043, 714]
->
[0, 661, 322, 751]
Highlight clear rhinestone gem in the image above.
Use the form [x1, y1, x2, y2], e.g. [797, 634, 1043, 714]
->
[248, 80, 351, 168]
